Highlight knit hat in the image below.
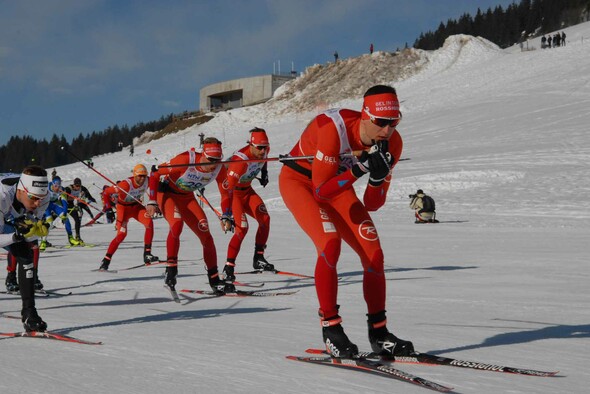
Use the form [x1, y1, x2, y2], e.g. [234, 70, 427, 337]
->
[202, 142, 223, 160]
[249, 128, 269, 147]
[133, 164, 148, 176]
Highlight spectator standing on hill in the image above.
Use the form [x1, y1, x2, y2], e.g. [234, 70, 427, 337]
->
[561, 31, 566, 46]
[333, 51, 339, 62]
[279, 85, 414, 358]
[370, 43, 374, 54]
[554, 33, 561, 47]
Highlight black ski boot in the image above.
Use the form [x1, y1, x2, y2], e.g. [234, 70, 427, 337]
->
[367, 311, 414, 358]
[164, 265, 178, 291]
[143, 253, 160, 264]
[5, 271, 19, 293]
[222, 260, 236, 283]
[321, 314, 358, 358]
[22, 308, 47, 332]
[99, 256, 111, 271]
[208, 268, 235, 295]
[253, 245, 274, 271]
[34, 277, 44, 291]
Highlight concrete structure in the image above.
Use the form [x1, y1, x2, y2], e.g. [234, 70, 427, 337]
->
[199, 74, 296, 112]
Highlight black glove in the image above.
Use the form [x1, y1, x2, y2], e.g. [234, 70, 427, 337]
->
[105, 208, 115, 223]
[259, 165, 269, 187]
[351, 150, 371, 178]
[368, 140, 394, 186]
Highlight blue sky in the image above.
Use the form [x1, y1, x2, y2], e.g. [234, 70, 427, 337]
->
[0, 0, 515, 146]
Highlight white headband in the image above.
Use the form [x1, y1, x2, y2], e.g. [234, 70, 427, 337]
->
[17, 173, 49, 198]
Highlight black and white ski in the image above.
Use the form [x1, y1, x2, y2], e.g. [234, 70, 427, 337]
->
[2, 289, 72, 297]
[40, 289, 73, 297]
[305, 348, 558, 377]
[164, 284, 181, 303]
[91, 268, 119, 273]
[180, 289, 298, 297]
[0, 330, 103, 345]
[287, 355, 453, 392]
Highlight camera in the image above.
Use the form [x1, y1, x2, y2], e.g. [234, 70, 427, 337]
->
[408, 194, 416, 199]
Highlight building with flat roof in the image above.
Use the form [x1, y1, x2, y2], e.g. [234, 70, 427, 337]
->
[200, 73, 296, 112]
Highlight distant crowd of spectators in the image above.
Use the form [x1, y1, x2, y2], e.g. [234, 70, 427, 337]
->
[541, 32, 566, 48]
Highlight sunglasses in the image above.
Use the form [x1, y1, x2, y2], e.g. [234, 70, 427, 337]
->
[19, 180, 46, 202]
[364, 108, 402, 128]
[205, 157, 222, 163]
[252, 144, 268, 150]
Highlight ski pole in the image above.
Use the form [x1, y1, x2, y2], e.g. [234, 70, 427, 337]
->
[61, 190, 103, 212]
[157, 152, 361, 169]
[195, 189, 233, 233]
[61, 146, 145, 207]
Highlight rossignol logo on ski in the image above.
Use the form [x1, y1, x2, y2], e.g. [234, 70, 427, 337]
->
[449, 359, 505, 371]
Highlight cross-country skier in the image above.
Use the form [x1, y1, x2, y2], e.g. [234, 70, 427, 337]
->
[99, 164, 159, 270]
[222, 127, 273, 283]
[146, 137, 235, 295]
[0, 165, 50, 331]
[279, 85, 414, 358]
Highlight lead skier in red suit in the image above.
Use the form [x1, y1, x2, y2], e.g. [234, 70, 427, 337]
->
[279, 85, 414, 358]
[221, 128, 273, 283]
[146, 137, 234, 294]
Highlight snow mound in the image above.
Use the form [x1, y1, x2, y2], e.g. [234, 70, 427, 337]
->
[266, 48, 425, 115]
[410, 35, 502, 80]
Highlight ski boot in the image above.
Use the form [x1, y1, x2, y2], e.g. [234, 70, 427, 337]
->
[143, 253, 160, 265]
[253, 245, 274, 271]
[68, 235, 80, 246]
[34, 277, 44, 291]
[22, 307, 47, 332]
[75, 237, 85, 246]
[39, 240, 47, 251]
[5, 271, 19, 293]
[99, 257, 111, 271]
[321, 312, 358, 358]
[208, 268, 235, 295]
[367, 311, 414, 358]
[222, 261, 236, 283]
[164, 265, 178, 291]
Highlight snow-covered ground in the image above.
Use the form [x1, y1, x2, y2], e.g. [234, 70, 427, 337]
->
[2, 22, 590, 394]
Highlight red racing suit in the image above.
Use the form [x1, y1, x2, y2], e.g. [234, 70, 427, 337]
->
[103, 176, 153, 257]
[225, 145, 270, 262]
[148, 150, 230, 270]
[278, 108, 403, 318]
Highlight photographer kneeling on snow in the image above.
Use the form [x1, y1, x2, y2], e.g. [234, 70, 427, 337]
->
[409, 189, 438, 223]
